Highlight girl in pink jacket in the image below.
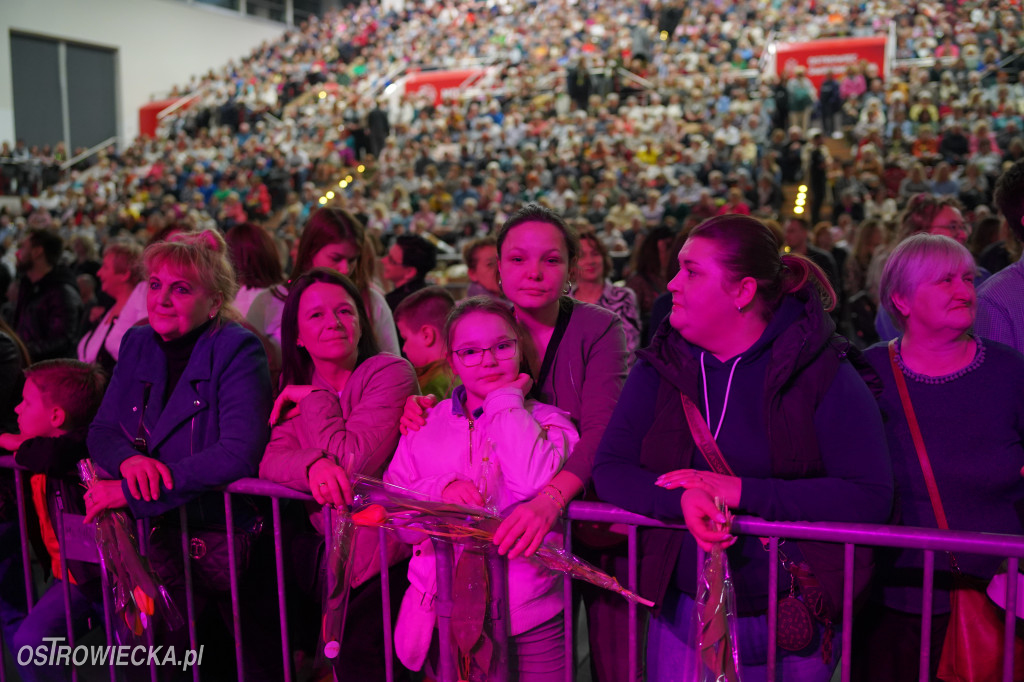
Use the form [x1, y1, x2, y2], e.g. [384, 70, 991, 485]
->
[385, 297, 579, 681]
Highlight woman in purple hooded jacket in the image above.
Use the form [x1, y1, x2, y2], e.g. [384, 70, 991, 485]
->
[594, 215, 893, 682]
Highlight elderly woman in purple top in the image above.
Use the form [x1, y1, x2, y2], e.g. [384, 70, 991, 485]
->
[856, 234, 1024, 681]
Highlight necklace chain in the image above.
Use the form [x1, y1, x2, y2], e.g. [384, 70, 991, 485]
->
[894, 336, 985, 385]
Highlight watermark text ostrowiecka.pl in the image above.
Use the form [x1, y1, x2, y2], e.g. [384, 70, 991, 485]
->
[18, 638, 204, 671]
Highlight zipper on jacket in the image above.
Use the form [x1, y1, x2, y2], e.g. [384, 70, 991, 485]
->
[468, 416, 492, 504]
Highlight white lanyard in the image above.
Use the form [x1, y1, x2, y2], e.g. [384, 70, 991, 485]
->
[700, 351, 742, 441]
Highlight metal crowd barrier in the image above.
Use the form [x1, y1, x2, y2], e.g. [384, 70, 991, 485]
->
[566, 502, 1024, 682]
[3, 456, 1023, 682]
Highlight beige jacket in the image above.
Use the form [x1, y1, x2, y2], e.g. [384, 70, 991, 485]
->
[259, 352, 418, 585]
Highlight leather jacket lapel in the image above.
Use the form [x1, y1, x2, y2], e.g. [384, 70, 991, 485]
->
[149, 330, 215, 451]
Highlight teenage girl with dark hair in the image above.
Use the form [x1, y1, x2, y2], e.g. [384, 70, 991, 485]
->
[247, 207, 400, 359]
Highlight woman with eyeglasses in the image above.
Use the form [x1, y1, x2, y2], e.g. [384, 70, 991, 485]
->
[870, 194, 989, 341]
[246, 207, 401, 365]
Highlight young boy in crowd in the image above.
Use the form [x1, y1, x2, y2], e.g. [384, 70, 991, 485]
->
[393, 286, 456, 400]
[0, 359, 106, 682]
[462, 236, 504, 300]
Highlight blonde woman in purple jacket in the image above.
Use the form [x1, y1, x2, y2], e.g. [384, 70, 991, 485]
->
[259, 267, 418, 681]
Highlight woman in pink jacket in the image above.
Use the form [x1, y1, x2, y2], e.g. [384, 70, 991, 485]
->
[386, 297, 580, 680]
[258, 267, 418, 681]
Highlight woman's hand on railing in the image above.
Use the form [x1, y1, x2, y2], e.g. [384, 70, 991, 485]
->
[681, 489, 737, 553]
[120, 455, 174, 502]
[656, 469, 741, 509]
[83, 480, 129, 523]
[493, 492, 561, 560]
[308, 457, 353, 507]
[269, 385, 315, 425]
[399, 394, 437, 435]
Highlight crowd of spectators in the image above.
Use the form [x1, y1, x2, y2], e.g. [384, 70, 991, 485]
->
[0, 1, 1021, 350]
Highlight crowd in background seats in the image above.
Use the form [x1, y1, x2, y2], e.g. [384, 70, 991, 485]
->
[0, 1, 1020, 346]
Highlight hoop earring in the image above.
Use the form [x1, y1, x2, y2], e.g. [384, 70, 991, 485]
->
[563, 283, 572, 295]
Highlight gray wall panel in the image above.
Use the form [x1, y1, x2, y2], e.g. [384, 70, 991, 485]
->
[66, 43, 117, 149]
[10, 33, 63, 147]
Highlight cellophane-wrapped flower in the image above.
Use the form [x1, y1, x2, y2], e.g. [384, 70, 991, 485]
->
[78, 460, 182, 641]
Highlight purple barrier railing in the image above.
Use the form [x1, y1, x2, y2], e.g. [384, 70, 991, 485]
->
[566, 501, 1024, 682]
[0, 458, 319, 682]
[3, 452, 1023, 682]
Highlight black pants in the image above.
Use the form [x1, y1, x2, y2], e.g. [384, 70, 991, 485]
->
[281, 504, 410, 682]
[139, 526, 285, 682]
[575, 537, 648, 682]
[852, 602, 950, 682]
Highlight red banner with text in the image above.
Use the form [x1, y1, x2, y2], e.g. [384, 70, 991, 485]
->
[773, 36, 887, 90]
[401, 68, 488, 105]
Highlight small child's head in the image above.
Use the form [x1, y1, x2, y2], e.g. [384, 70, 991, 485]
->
[394, 286, 456, 369]
[18, 360, 107, 439]
[462, 237, 500, 295]
[444, 297, 529, 407]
